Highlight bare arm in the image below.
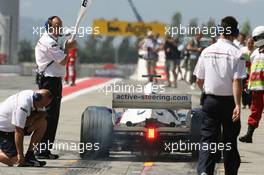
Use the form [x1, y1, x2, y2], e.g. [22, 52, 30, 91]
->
[15, 126, 25, 165]
[232, 79, 242, 122]
[196, 79, 204, 91]
[59, 49, 71, 66]
[233, 79, 242, 106]
[59, 40, 77, 65]
[59, 56, 68, 66]
[15, 127, 24, 156]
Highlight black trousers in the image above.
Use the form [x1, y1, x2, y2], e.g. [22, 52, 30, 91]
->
[0, 131, 16, 158]
[197, 95, 241, 175]
[242, 90, 252, 107]
[38, 76, 62, 151]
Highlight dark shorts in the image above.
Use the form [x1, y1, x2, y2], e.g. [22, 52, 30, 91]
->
[0, 131, 17, 158]
[146, 59, 157, 68]
[165, 59, 180, 72]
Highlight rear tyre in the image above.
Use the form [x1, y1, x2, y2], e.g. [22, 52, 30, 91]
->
[80, 106, 113, 159]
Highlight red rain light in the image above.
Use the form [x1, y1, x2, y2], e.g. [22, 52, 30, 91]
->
[147, 128, 156, 140]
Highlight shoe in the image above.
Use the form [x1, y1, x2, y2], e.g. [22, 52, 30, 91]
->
[239, 125, 255, 143]
[239, 135, 253, 143]
[35, 150, 59, 160]
[165, 81, 171, 87]
[190, 84, 195, 90]
[173, 81, 177, 88]
[25, 151, 46, 167]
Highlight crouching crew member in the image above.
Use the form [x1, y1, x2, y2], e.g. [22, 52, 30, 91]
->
[0, 90, 52, 167]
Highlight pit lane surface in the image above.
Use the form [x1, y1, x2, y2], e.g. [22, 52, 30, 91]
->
[0, 75, 249, 175]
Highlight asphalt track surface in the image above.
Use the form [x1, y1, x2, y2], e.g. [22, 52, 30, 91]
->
[0, 75, 263, 175]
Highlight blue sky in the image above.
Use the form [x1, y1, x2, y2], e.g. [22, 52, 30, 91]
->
[20, 0, 263, 29]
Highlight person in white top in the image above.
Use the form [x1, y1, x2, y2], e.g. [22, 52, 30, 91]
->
[35, 16, 77, 78]
[35, 16, 76, 159]
[194, 16, 245, 175]
[138, 31, 158, 82]
[195, 39, 245, 96]
[0, 89, 52, 167]
[234, 33, 246, 49]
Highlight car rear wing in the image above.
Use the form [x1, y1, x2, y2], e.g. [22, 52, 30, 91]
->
[112, 93, 192, 109]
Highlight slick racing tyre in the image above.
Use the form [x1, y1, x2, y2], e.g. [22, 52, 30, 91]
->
[80, 106, 113, 159]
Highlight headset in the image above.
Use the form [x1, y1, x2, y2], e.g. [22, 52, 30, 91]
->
[45, 16, 58, 32]
[33, 92, 43, 102]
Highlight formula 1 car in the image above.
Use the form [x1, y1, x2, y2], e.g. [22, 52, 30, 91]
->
[80, 81, 203, 160]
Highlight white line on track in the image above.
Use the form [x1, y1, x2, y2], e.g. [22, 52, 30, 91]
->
[61, 78, 122, 103]
[62, 77, 91, 88]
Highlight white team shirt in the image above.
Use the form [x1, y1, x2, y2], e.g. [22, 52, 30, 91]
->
[194, 39, 246, 96]
[35, 32, 66, 77]
[138, 38, 155, 59]
[0, 90, 34, 132]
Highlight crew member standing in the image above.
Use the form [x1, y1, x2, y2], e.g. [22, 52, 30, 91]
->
[239, 26, 264, 143]
[35, 16, 76, 159]
[194, 16, 245, 175]
[64, 48, 78, 86]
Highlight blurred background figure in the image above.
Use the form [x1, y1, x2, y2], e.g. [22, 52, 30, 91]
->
[209, 37, 217, 45]
[186, 33, 203, 90]
[234, 33, 246, 48]
[154, 34, 164, 51]
[240, 37, 254, 109]
[64, 47, 78, 86]
[164, 36, 181, 87]
[138, 31, 158, 82]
